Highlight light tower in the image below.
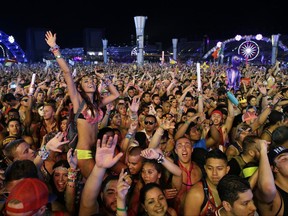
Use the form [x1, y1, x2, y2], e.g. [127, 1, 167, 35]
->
[102, 39, 108, 64]
[134, 16, 147, 65]
[271, 34, 280, 65]
[172, 38, 178, 61]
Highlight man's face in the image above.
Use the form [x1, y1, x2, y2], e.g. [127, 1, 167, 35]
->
[7, 120, 21, 136]
[152, 96, 161, 105]
[101, 179, 118, 213]
[143, 94, 151, 103]
[43, 105, 55, 120]
[184, 97, 193, 107]
[144, 117, 157, 132]
[127, 154, 143, 175]
[211, 113, 222, 126]
[226, 190, 256, 216]
[175, 137, 192, 164]
[204, 158, 230, 186]
[274, 152, 288, 177]
[14, 142, 36, 161]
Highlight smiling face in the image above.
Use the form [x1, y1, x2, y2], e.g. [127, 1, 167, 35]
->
[53, 166, 68, 192]
[80, 76, 96, 93]
[142, 187, 168, 216]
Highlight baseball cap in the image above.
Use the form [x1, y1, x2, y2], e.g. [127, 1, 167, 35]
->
[242, 111, 257, 123]
[268, 146, 288, 165]
[5, 178, 49, 214]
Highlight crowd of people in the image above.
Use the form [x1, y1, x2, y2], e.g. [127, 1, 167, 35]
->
[0, 30, 287, 215]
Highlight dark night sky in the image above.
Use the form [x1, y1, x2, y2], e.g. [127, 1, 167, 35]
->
[1, 1, 287, 50]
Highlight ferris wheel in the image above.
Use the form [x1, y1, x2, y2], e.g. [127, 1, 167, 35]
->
[238, 40, 260, 61]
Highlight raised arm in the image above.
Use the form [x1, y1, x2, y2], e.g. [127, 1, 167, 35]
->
[79, 134, 123, 215]
[140, 147, 182, 190]
[45, 31, 80, 110]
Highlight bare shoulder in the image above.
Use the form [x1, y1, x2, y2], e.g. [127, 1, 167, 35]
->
[186, 181, 204, 198]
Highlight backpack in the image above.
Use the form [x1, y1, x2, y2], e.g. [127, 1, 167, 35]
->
[66, 100, 86, 149]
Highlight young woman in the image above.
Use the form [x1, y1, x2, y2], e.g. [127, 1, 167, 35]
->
[45, 31, 120, 179]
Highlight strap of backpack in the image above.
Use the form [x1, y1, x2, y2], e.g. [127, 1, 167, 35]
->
[200, 177, 209, 211]
[73, 100, 86, 122]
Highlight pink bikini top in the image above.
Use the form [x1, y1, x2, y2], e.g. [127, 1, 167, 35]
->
[80, 108, 103, 124]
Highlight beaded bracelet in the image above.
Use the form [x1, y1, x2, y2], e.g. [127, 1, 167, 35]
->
[68, 168, 78, 181]
[38, 145, 50, 161]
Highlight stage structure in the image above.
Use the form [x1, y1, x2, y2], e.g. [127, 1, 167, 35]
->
[0, 30, 27, 63]
[203, 34, 288, 64]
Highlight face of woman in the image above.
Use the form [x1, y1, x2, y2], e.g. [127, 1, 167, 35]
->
[53, 167, 68, 192]
[118, 105, 127, 115]
[143, 187, 168, 216]
[141, 163, 161, 184]
[80, 76, 96, 93]
[60, 119, 68, 132]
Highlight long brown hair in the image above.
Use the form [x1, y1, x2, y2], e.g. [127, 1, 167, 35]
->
[76, 75, 102, 117]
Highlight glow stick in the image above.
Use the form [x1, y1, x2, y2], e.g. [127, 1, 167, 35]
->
[31, 73, 36, 86]
[29, 73, 36, 95]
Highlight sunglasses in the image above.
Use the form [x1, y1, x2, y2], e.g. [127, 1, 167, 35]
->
[144, 121, 155, 125]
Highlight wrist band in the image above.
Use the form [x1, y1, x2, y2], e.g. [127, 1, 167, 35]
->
[125, 133, 133, 139]
[49, 44, 60, 52]
[38, 145, 50, 160]
[116, 207, 127, 211]
[55, 55, 63, 59]
[157, 153, 164, 164]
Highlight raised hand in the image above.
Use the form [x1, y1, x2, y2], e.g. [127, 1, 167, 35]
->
[129, 96, 140, 113]
[67, 148, 78, 169]
[140, 147, 162, 160]
[159, 118, 175, 130]
[45, 31, 57, 48]
[117, 168, 130, 201]
[46, 132, 69, 153]
[95, 134, 123, 168]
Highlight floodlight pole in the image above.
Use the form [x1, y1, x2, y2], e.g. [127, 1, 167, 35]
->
[271, 34, 280, 65]
[134, 16, 147, 66]
[172, 38, 178, 61]
[102, 39, 108, 64]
